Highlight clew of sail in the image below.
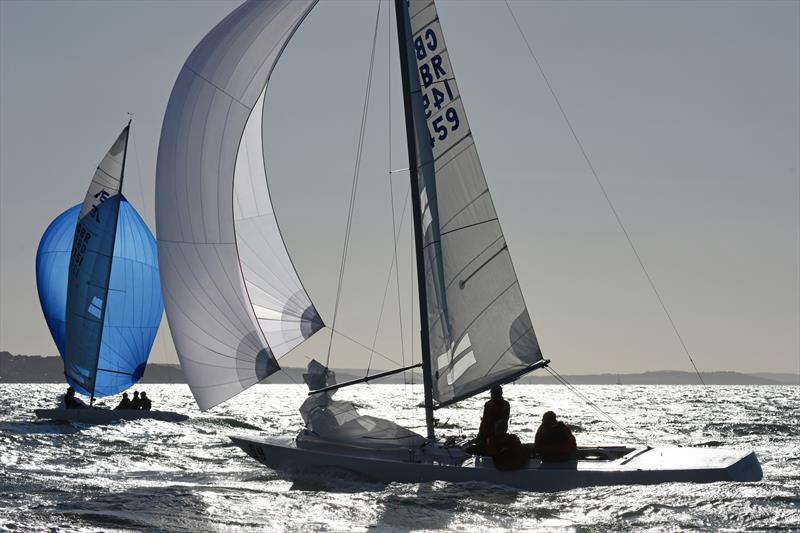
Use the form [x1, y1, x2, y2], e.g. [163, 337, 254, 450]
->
[399, 0, 545, 407]
[64, 125, 129, 397]
[156, 0, 323, 411]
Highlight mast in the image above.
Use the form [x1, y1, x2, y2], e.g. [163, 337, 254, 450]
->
[394, 0, 435, 441]
[89, 121, 130, 403]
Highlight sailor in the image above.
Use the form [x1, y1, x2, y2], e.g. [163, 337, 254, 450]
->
[114, 392, 132, 410]
[140, 392, 152, 411]
[471, 385, 510, 454]
[486, 419, 529, 471]
[62, 386, 86, 409]
[129, 390, 142, 410]
[533, 410, 577, 462]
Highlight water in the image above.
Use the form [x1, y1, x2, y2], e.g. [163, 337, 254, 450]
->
[1, 384, 797, 531]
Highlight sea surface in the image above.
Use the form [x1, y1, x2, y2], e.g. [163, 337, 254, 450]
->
[0, 383, 797, 532]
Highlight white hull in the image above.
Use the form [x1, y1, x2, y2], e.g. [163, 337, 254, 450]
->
[230, 436, 762, 492]
[34, 408, 189, 424]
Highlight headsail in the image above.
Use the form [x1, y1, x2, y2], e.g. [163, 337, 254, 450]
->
[64, 125, 128, 396]
[397, 0, 545, 407]
[37, 200, 163, 397]
[156, 0, 323, 410]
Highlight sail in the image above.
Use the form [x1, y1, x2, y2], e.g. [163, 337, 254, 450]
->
[398, 0, 544, 407]
[156, 0, 323, 410]
[36, 200, 163, 397]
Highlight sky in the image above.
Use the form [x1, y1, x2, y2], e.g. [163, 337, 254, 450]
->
[0, 0, 798, 377]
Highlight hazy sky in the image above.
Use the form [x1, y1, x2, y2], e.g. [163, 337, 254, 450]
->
[1, 0, 797, 376]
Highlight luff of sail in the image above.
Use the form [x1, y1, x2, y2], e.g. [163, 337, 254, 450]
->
[398, 0, 545, 407]
[156, 0, 323, 411]
[64, 125, 129, 396]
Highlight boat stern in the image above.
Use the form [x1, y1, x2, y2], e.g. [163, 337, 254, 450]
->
[725, 450, 762, 482]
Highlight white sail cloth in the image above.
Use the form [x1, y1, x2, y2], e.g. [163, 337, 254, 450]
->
[400, 0, 544, 407]
[156, 0, 323, 410]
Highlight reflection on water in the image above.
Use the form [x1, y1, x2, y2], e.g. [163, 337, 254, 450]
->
[0, 383, 798, 531]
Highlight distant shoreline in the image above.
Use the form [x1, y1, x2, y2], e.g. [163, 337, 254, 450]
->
[1, 351, 797, 385]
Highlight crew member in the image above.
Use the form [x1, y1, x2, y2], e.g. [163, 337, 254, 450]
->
[486, 420, 529, 471]
[533, 410, 577, 462]
[140, 392, 152, 411]
[114, 392, 132, 410]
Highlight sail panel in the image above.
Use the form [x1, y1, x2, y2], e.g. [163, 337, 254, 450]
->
[64, 126, 128, 395]
[234, 87, 323, 359]
[401, 0, 544, 406]
[156, 0, 321, 410]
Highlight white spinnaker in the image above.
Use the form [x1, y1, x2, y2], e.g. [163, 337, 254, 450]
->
[400, 0, 544, 407]
[156, 0, 321, 410]
[234, 87, 323, 359]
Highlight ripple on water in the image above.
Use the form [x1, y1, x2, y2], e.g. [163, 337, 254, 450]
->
[0, 383, 798, 532]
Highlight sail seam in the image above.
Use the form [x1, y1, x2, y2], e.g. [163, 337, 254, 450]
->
[439, 217, 498, 238]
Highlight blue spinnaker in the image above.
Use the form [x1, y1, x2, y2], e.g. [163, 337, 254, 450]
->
[36, 198, 162, 396]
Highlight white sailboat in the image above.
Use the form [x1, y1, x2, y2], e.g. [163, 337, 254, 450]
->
[155, 0, 761, 490]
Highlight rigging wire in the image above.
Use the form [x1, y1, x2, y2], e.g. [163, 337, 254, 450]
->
[325, 0, 383, 368]
[387, 3, 408, 395]
[503, 0, 705, 386]
[545, 366, 646, 445]
[366, 184, 411, 375]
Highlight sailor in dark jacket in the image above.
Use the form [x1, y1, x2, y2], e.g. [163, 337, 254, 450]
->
[486, 419, 529, 471]
[469, 385, 511, 454]
[129, 390, 142, 410]
[533, 410, 577, 462]
[114, 392, 132, 410]
[140, 392, 152, 411]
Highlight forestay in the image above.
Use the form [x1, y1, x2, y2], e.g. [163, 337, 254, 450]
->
[399, 0, 544, 407]
[64, 125, 128, 396]
[156, 0, 323, 410]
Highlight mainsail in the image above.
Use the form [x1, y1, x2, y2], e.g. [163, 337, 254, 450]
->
[156, 0, 323, 410]
[37, 199, 163, 397]
[397, 0, 545, 407]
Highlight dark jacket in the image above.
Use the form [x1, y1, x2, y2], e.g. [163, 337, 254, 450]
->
[140, 397, 152, 411]
[534, 421, 577, 462]
[130, 396, 143, 410]
[487, 433, 529, 471]
[478, 398, 510, 441]
[115, 397, 132, 410]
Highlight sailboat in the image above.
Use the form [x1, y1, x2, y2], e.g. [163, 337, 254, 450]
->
[155, 0, 761, 490]
[35, 122, 186, 424]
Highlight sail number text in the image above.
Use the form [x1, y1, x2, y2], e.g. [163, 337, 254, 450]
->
[414, 26, 461, 148]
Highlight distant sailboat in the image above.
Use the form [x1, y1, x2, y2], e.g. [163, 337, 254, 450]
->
[156, 0, 761, 489]
[35, 122, 185, 423]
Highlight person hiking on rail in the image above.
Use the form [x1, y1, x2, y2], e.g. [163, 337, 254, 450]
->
[533, 410, 577, 461]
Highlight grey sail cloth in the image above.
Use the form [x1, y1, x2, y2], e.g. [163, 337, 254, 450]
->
[156, 0, 322, 410]
[298, 361, 425, 450]
[399, 0, 544, 407]
[65, 126, 128, 395]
